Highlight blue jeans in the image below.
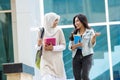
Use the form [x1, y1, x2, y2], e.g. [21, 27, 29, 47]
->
[72, 49, 93, 80]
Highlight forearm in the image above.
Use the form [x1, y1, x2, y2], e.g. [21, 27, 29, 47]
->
[91, 36, 96, 45]
[53, 44, 66, 51]
[71, 43, 82, 50]
[74, 43, 82, 48]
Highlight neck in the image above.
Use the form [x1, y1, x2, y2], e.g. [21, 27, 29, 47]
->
[79, 28, 85, 35]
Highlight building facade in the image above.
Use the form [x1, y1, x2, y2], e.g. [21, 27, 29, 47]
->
[0, 0, 120, 80]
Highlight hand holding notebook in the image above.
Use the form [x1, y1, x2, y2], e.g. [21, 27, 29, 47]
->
[74, 35, 82, 49]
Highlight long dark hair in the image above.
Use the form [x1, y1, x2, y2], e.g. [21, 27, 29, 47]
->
[69, 14, 90, 41]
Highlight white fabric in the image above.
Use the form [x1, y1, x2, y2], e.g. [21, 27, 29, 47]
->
[41, 74, 66, 80]
[44, 12, 60, 37]
[40, 12, 66, 79]
[41, 28, 66, 78]
[53, 44, 66, 51]
[35, 44, 41, 50]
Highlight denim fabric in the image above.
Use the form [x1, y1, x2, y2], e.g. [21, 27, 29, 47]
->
[72, 49, 93, 80]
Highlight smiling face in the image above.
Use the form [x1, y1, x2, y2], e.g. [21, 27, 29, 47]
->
[73, 14, 90, 30]
[74, 17, 83, 29]
[44, 12, 60, 29]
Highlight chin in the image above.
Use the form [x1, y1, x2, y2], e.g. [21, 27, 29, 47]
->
[76, 27, 80, 29]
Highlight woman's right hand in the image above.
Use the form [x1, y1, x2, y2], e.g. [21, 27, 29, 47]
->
[44, 43, 53, 51]
[71, 43, 82, 50]
[38, 39, 42, 46]
[71, 45, 76, 50]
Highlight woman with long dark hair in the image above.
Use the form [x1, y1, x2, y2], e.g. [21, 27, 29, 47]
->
[69, 14, 100, 80]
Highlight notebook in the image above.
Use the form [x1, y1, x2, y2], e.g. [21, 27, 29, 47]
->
[44, 37, 56, 46]
[74, 35, 82, 49]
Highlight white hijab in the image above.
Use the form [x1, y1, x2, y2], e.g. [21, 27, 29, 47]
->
[44, 12, 60, 37]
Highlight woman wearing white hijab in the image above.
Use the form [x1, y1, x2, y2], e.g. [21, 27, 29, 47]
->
[37, 12, 66, 80]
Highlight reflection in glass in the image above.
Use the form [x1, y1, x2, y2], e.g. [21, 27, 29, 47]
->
[108, 0, 120, 21]
[62, 27, 74, 79]
[0, 0, 11, 10]
[110, 25, 120, 80]
[88, 0, 105, 23]
[0, 13, 14, 66]
[44, 0, 105, 25]
[90, 26, 110, 80]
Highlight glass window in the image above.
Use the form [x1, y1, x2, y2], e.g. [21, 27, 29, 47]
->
[0, 13, 14, 66]
[108, 0, 120, 21]
[0, 13, 14, 80]
[110, 25, 120, 80]
[44, 0, 106, 25]
[0, 1, 12, 80]
[88, 0, 106, 23]
[0, 0, 11, 10]
[62, 27, 74, 79]
[92, 26, 108, 52]
[90, 26, 110, 80]
[43, 0, 119, 79]
[91, 0, 105, 13]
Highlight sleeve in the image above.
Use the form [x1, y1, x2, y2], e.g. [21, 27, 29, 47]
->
[53, 45, 65, 51]
[68, 41, 73, 51]
[89, 29, 96, 47]
[53, 29, 66, 51]
[35, 44, 42, 50]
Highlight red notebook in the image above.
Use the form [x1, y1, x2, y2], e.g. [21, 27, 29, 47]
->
[44, 37, 56, 46]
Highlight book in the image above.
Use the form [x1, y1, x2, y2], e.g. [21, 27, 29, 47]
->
[74, 35, 82, 49]
[44, 37, 56, 46]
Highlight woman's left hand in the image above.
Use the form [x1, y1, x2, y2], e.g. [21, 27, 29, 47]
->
[44, 43, 53, 51]
[92, 32, 101, 44]
[95, 32, 101, 36]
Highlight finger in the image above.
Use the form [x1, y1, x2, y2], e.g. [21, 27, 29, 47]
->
[49, 42, 51, 45]
[95, 32, 101, 36]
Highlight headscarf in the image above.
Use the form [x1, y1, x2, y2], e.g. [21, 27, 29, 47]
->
[44, 12, 60, 37]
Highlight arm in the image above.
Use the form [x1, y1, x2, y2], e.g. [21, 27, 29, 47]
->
[68, 41, 82, 51]
[53, 45, 65, 51]
[71, 43, 82, 50]
[37, 31, 42, 45]
[44, 44, 66, 51]
[91, 32, 101, 45]
[35, 28, 43, 50]
[89, 29, 96, 47]
[89, 29, 101, 47]
[53, 29, 66, 51]
[68, 41, 73, 51]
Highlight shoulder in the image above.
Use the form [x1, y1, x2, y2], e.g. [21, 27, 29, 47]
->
[86, 28, 94, 33]
[57, 27, 63, 33]
[85, 28, 95, 36]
